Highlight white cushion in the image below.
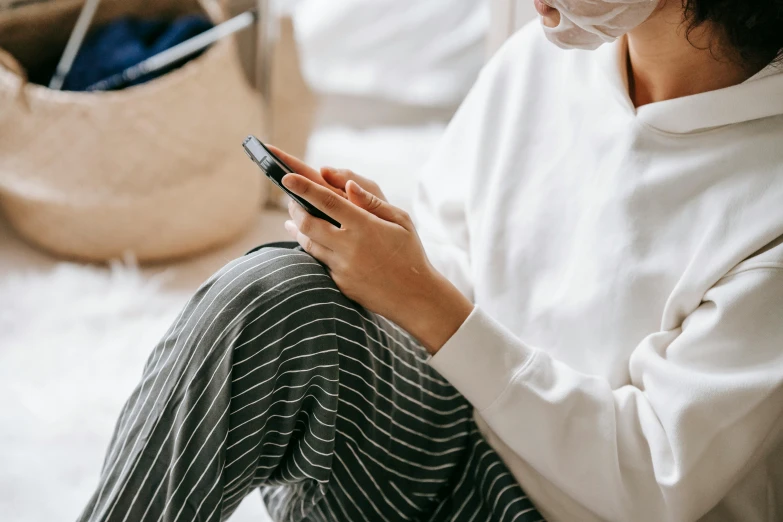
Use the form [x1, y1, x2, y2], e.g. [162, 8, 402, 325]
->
[290, 0, 490, 107]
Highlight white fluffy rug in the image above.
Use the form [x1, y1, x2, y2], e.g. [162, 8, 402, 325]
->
[0, 263, 187, 520]
[0, 213, 286, 522]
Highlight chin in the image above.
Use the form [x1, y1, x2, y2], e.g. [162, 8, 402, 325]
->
[542, 13, 561, 28]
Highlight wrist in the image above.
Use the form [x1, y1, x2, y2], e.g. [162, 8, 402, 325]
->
[402, 269, 474, 355]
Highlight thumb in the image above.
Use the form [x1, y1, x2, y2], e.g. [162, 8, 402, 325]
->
[321, 167, 349, 191]
[346, 180, 403, 224]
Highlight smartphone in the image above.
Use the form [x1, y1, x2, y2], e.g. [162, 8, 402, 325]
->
[242, 135, 341, 228]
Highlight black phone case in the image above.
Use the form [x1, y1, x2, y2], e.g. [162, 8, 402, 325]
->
[243, 136, 341, 228]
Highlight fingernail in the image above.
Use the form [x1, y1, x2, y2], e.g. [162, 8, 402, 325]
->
[350, 180, 365, 194]
[322, 166, 335, 174]
[282, 174, 295, 189]
[284, 220, 296, 233]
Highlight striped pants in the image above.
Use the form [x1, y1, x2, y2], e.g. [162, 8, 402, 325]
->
[78, 244, 543, 522]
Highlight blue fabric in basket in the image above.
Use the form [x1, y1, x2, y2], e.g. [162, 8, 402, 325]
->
[57, 15, 213, 91]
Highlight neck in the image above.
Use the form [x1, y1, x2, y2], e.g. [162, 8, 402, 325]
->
[626, 4, 761, 107]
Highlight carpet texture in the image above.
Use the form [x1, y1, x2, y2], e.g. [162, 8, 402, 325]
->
[0, 212, 287, 522]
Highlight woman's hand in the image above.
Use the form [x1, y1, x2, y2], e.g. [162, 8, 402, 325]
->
[269, 146, 388, 203]
[319, 166, 389, 203]
[281, 171, 473, 354]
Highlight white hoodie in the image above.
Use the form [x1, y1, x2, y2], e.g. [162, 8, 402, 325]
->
[415, 22, 783, 522]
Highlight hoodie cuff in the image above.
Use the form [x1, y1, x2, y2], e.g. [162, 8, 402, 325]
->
[428, 306, 539, 411]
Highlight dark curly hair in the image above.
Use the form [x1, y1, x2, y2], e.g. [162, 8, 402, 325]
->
[682, 0, 783, 69]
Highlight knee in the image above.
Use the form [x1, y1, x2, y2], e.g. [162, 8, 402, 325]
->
[193, 247, 345, 352]
[199, 247, 341, 315]
[146, 248, 343, 391]
[212, 249, 348, 380]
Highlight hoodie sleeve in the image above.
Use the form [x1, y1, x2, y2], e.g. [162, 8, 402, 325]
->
[430, 262, 783, 522]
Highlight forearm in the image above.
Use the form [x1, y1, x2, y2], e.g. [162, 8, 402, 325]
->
[394, 268, 474, 354]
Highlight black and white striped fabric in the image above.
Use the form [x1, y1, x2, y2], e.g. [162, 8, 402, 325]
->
[78, 244, 544, 522]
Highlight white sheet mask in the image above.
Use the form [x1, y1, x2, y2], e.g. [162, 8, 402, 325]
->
[541, 0, 659, 50]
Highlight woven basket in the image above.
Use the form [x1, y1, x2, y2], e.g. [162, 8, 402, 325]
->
[0, 0, 267, 262]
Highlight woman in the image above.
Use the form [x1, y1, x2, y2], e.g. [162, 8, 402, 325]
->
[79, 0, 783, 521]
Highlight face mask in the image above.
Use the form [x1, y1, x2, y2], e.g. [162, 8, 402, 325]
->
[541, 0, 659, 50]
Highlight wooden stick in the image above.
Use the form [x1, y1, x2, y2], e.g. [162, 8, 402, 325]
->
[49, 0, 102, 90]
[86, 9, 257, 92]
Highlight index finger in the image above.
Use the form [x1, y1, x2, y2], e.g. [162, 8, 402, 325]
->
[283, 174, 363, 226]
[268, 145, 345, 196]
[267, 145, 318, 178]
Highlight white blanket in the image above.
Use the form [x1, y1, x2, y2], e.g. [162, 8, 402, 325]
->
[290, 0, 489, 107]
